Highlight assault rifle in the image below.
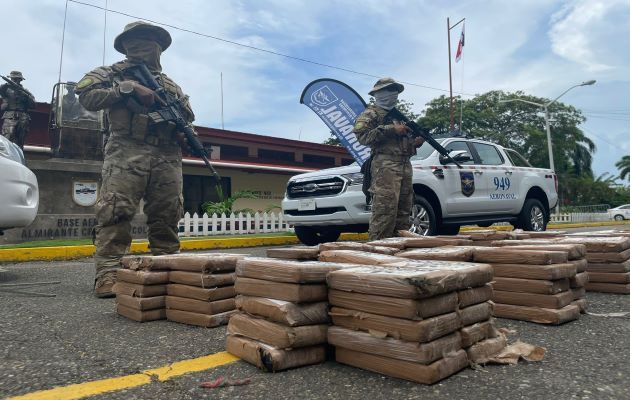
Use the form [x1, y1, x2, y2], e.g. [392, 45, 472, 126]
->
[1, 75, 35, 103]
[126, 63, 224, 198]
[386, 107, 462, 168]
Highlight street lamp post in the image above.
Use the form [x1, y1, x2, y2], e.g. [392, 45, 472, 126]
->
[499, 80, 596, 172]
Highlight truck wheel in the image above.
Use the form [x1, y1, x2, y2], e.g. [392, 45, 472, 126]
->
[438, 224, 460, 235]
[409, 195, 438, 236]
[294, 226, 340, 246]
[614, 214, 625, 221]
[517, 198, 547, 231]
[476, 223, 493, 228]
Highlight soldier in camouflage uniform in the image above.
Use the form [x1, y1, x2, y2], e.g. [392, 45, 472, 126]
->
[76, 21, 195, 297]
[0, 71, 36, 149]
[353, 78, 424, 240]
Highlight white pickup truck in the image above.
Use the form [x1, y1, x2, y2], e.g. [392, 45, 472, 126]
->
[282, 136, 558, 245]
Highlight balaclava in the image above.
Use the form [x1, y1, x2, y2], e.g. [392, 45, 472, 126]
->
[124, 38, 163, 72]
[373, 88, 399, 110]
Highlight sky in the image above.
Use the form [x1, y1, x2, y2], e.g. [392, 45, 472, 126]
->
[1, 0, 629, 179]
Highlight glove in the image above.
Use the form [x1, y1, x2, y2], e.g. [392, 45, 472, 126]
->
[118, 80, 155, 107]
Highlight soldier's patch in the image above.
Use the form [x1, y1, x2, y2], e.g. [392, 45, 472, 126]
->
[460, 171, 475, 197]
[76, 78, 93, 89]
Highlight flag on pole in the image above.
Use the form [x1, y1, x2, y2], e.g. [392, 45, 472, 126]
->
[455, 25, 465, 62]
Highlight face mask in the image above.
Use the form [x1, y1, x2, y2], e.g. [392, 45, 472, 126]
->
[373, 89, 399, 110]
[124, 38, 163, 72]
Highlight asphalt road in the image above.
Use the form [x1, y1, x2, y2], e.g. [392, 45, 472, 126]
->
[1, 226, 629, 400]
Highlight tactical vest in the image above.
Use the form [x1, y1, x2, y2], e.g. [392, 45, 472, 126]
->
[370, 106, 415, 158]
[0, 84, 33, 113]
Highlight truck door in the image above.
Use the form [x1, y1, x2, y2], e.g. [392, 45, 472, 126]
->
[440, 140, 485, 215]
[469, 142, 519, 213]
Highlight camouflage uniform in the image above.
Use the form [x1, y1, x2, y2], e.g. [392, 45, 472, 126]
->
[0, 71, 35, 149]
[76, 22, 194, 296]
[354, 80, 416, 240]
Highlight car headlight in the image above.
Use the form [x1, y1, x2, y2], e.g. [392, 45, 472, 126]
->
[0, 135, 25, 165]
[341, 172, 364, 185]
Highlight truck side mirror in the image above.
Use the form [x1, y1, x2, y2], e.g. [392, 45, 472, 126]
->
[440, 150, 472, 164]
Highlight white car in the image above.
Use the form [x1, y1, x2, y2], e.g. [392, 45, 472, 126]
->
[283, 136, 558, 245]
[0, 135, 39, 233]
[608, 205, 630, 221]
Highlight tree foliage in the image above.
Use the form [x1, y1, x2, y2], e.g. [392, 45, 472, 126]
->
[616, 155, 630, 182]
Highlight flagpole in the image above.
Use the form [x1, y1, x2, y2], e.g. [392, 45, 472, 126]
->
[459, 23, 465, 132]
[447, 17, 465, 132]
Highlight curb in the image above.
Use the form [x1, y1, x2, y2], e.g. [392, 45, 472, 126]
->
[0, 233, 367, 263]
[1, 222, 627, 263]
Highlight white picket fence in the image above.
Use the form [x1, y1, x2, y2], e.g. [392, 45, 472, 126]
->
[550, 212, 610, 223]
[178, 211, 292, 237]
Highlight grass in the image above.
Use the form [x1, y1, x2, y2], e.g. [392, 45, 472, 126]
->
[0, 231, 296, 250]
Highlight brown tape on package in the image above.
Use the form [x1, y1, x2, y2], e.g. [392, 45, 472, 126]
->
[466, 335, 508, 364]
[168, 271, 235, 288]
[116, 304, 166, 322]
[493, 290, 573, 309]
[460, 320, 497, 348]
[116, 294, 165, 311]
[556, 237, 630, 253]
[569, 259, 588, 273]
[587, 271, 630, 284]
[328, 289, 458, 320]
[117, 269, 169, 285]
[225, 335, 326, 372]
[585, 249, 630, 264]
[329, 307, 461, 343]
[319, 241, 398, 255]
[121, 253, 244, 272]
[318, 250, 407, 265]
[586, 260, 630, 273]
[571, 287, 586, 300]
[496, 244, 586, 260]
[326, 263, 492, 299]
[266, 246, 320, 260]
[165, 296, 235, 315]
[328, 326, 461, 365]
[395, 247, 474, 262]
[571, 299, 588, 313]
[493, 303, 580, 324]
[492, 277, 570, 295]
[457, 284, 493, 308]
[461, 230, 512, 241]
[458, 302, 493, 326]
[235, 277, 327, 303]
[491, 239, 559, 247]
[112, 282, 167, 298]
[335, 347, 468, 385]
[166, 309, 235, 328]
[236, 257, 352, 283]
[569, 272, 589, 287]
[584, 282, 630, 294]
[227, 313, 328, 348]
[235, 296, 329, 326]
[491, 263, 576, 280]
[473, 248, 568, 265]
[166, 284, 235, 301]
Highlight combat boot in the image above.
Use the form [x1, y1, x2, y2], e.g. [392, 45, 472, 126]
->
[94, 272, 117, 298]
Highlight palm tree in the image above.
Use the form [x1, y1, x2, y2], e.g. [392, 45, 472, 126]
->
[616, 156, 630, 181]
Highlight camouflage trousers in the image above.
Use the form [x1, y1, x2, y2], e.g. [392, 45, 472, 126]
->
[94, 135, 183, 279]
[368, 155, 413, 240]
[1, 111, 30, 149]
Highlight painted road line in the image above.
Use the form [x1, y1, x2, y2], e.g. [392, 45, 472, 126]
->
[7, 352, 240, 400]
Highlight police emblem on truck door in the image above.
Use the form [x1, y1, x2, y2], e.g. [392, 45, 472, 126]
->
[459, 172, 475, 197]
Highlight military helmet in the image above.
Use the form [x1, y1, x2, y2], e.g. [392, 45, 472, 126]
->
[368, 77, 404, 95]
[9, 71, 24, 80]
[114, 21, 172, 54]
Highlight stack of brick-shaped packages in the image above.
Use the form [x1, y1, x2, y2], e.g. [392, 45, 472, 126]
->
[164, 254, 242, 327]
[558, 237, 630, 294]
[114, 262, 170, 322]
[490, 241, 589, 313]
[320, 245, 501, 384]
[227, 257, 354, 371]
[115, 253, 244, 326]
[473, 247, 581, 324]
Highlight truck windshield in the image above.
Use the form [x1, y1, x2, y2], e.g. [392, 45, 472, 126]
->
[411, 139, 445, 161]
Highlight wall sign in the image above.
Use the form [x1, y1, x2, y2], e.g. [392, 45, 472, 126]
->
[72, 181, 98, 206]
